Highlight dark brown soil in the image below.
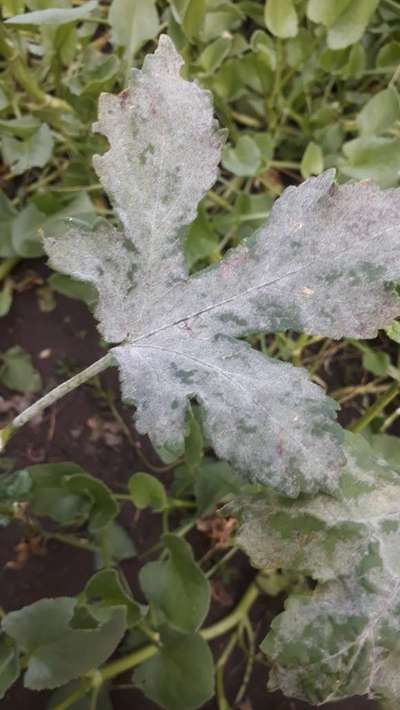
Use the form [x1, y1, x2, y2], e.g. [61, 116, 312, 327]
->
[0, 262, 378, 710]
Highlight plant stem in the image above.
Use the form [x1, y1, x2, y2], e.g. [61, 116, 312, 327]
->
[349, 384, 400, 433]
[57, 579, 260, 710]
[0, 353, 114, 451]
[0, 257, 19, 283]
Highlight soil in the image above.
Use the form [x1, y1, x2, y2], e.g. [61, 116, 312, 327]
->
[0, 262, 378, 710]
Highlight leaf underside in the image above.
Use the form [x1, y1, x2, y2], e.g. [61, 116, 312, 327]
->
[233, 433, 400, 706]
[44, 35, 400, 496]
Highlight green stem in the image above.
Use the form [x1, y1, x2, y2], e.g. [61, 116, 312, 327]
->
[0, 353, 114, 451]
[349, 384, 400, 433]
[58, 579, 260, 710]
[45, 531, 99, 553]
[0, 257, 19, 283]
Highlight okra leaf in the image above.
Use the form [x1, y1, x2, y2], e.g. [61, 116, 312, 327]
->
[233, 433, 400, 704]
[44, 36, 400, 496]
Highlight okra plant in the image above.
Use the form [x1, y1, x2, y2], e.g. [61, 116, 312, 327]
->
[1, 35, 400, 709]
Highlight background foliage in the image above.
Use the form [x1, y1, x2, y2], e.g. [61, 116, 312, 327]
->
[2, 1, 400, 709]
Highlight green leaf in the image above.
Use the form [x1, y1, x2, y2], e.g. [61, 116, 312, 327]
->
[222, 134, 262, 176]
[48, 273, 97, 307]
[139, 534, 209, 633]
[2, 598, 126, 691]
[83, 569, 141, 627]
[109, 0, 159, 62]
[65, 474, 118, 532]
[327, 0, 380, 49]
[377, 42, 400, 68]
[0, 346, 41, 393]
[340, 136, 400, 187]
[2, 123, 54, 176]
[98, 521, 137, 562]
[385, 321, 400, 344]
[170, 0, 206, 40]
[198, 36, 232, 74]
[134, 632, 214, 710]
[195, 459, 241, 514]
[0, 635, 19, 700]
[184, 407, 204, 472]
[357, 87, 400, 137]
[5, 1, 97, 25]
[129, 472, 167, 512]
[0, 280, 13, 318]
[0, 192, 17, 258]
[307, 0, 352, 26]
[184, 206, 219, 269]
[264, 0, 298, 39]
[300, 141, 324, 178]
[12, 192, 97, 258]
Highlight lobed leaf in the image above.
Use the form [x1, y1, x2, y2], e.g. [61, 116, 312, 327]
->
[44, 36, 400, 496]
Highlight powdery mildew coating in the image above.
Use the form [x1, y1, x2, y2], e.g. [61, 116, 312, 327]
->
[45, 36, 400, 497]
[235, 433, 400, 705]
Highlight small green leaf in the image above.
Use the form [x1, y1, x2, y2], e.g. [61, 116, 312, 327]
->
[377, 42, 400, 68]
[5, 1, 97, 25]
[0, 346, 41, 393]
[134, 633, 214, 710]
[198, 36, 232, 74]
[300, 142, 324, 178]
[195, 460, 241, 514]
[83, 569, 141, 627]
[2, 598, 126, 691]
[139, 534, 209, 633]
[385, 321, 400, 344]
[0, 192, 17, 258]
[2, 124, 54, 176]
[362, 349, 391, 376]
[0, 281, 13, 318]
[129, 472, 167, 512]
[109, 0, 159, 62]
[307, 0, 352, 26]
[48, 274, 97, 307]
[327, 0, 379, 49]
[223, 135, 262, 176]
[170, 0, 206, 39]
[100, 521, 137, 562]
[264, 0, 298, 39]
[65, 474, 118, 531]
[357, 87, 400, 137]
[340, 136, 400, 188]
[184, 407, 204, 472]
[0, 635, 19, 700]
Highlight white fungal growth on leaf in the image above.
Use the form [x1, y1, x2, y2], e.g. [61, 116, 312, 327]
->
[44, 36, 400, 497]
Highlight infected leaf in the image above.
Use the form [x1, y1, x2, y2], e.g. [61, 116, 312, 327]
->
[44, 36, 400, 496]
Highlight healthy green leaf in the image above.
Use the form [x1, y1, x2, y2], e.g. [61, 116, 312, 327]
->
[307, 0, 352, 26]
[0, 635, 20, 700]
[129, 472, 167, 512]
[83, 569, 141, 626]
[0, 346, 42, 393]
[340, 136, 400, 187]
[0, 192, 17, 258]
[134, 632, 214, 710]
[139, 534, 209, 633]
[326, 0, 380, 49]
[44, 36, 400, 497]
[109, 0, 159, 63]
[5, 1, 97, 25]
[264, 0, 298, 39]
[64, 473, 118, 531]
[300, 141, 324, 178]
[357, 87, 400, 137]
[2, 123, 54, 176]
[2, 598, 126, 691]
